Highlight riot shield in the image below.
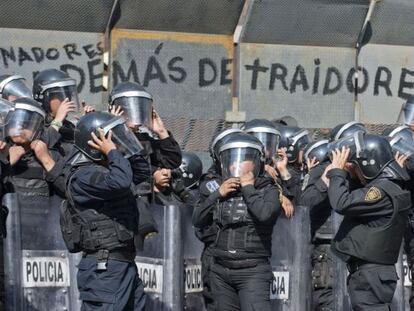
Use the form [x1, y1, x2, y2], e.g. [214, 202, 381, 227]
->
[332, 211, 351, 311]
[3, 193, 81, 311]
[182, 203, 204, 311]
[403, 253, 412, 311]
[270, 205, 312, 311]
[392, 249, 406, 311]
[135, 204, 184, 311]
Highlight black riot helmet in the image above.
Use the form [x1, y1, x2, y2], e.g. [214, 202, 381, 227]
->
[0, 99, 15, 140]
[278, 126, 310, 163]
[210, 128, 243, 163]
[349, 132, 406, 180]
[0, 75, 32, 101]
[33, 69, 80, 123]
[109, 82, 153, 131]
[330, 121, 367, 141]
[243, 119, 281, 163]
[5, 98, 45, 143]
[74, 112, 144, 161]
[383, 125, 414, 158]
[304, 139, 330, 164]
[397, 96, 414, 126]
[218, 133, 264, 179]
[176, 152, 203, 189]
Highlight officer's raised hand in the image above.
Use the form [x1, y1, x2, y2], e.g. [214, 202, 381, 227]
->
[395, 151, 409, 168]
[9, 145, 26, 165]
[240, 171, 255, 187]
[330, 147, 350, 170]
[53, 98, 77, 123]
[109, 105, 124, 117]
[306, 157, 319, 172]
[31, 140, 55, 171]
[88, 128, 116, 156]
[152, 109, 169, 139]
[218, 178, 240, 198]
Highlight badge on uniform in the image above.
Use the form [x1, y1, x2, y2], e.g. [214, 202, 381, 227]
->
[365, 187, 382, 202]
[206, 180, 220, 193]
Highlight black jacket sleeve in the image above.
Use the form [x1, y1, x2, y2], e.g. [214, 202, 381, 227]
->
[150, 133, 182, 169]
[300, 164, 328, 209]
[192, 179, 221, 228]
[327, 168, 391, 217]
[241, 183, 280, 224]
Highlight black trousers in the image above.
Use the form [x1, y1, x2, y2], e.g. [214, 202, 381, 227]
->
[77, 257, 146, 311]
[201, 249, 216, 311]
[311, 244, 334, 311]
[347, 264, 397, 311]
[210, 260, 273, 311]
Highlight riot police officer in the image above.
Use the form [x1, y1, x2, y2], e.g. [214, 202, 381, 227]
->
[276, 125, 310, 204]
[324, 133, 411, 310]
[244, 119, 294, 218]
[193, 133, 281, 311]
[300, 139, 334, 310]
[0, 74, 32, 101]
[384, 125, 414, 310]
[108, 82, 182, 248]
[194, 128, 242, 311]
[61, 112, 146, 310]
[33, 69, 84, 155]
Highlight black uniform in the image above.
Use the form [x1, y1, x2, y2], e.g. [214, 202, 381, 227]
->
[65, 150, 146, 311]
[193, 170, 220, 311]
[328, 168, 411, 311]
[403, 157, 414, 310]
[193, 176, 280, 311]
[282, 165, 303, 205]
[300, 162, 334, 311]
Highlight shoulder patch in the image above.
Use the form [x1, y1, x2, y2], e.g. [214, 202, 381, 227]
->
[206, 180, 220, 193]
[365, 187, 382, 202]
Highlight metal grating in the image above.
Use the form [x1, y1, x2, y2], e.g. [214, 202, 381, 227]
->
[115, 0, 245, 35]
[0, 0, 114, 33]
[243, 0, 370, 47]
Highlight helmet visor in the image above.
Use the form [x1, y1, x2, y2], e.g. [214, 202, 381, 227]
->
[44, 83, 80, 124]
[100, 118, 143, 159]
[5, 109, 44, 142]
[250, 132, 280, 160]
[112, 97, 153, 130]
[219, 147, 261, 179]
[2, 78, 32, 100]
[390, 136, 414, 158]
[398, 102, 414, 126]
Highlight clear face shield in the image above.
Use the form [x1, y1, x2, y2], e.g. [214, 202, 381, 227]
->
[111, 91, 153, 131]
[5, 104, 45, 143]
[0, 99, 14, 140]
[219, 145, 262, 179]
[99, 117, 144, 159]
[42, 80, 80, 124]
[389, 136, 414, 158]
[248, 128, 281, 161]
[327, 134, 358, 161]
[398, 102, 414, 126]
[0, 76, 32, 101]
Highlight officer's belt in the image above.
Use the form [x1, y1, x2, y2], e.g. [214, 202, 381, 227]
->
[83, 250, 136, 263]
[215, 257, 268, 269]
[347, 259, 391, 274]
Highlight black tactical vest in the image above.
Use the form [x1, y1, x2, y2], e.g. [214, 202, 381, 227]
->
[3, 152, 50, 196]
[332, 179, 411, 265]
[213, 190, 273, 256]
[60, 165, 138, 253]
